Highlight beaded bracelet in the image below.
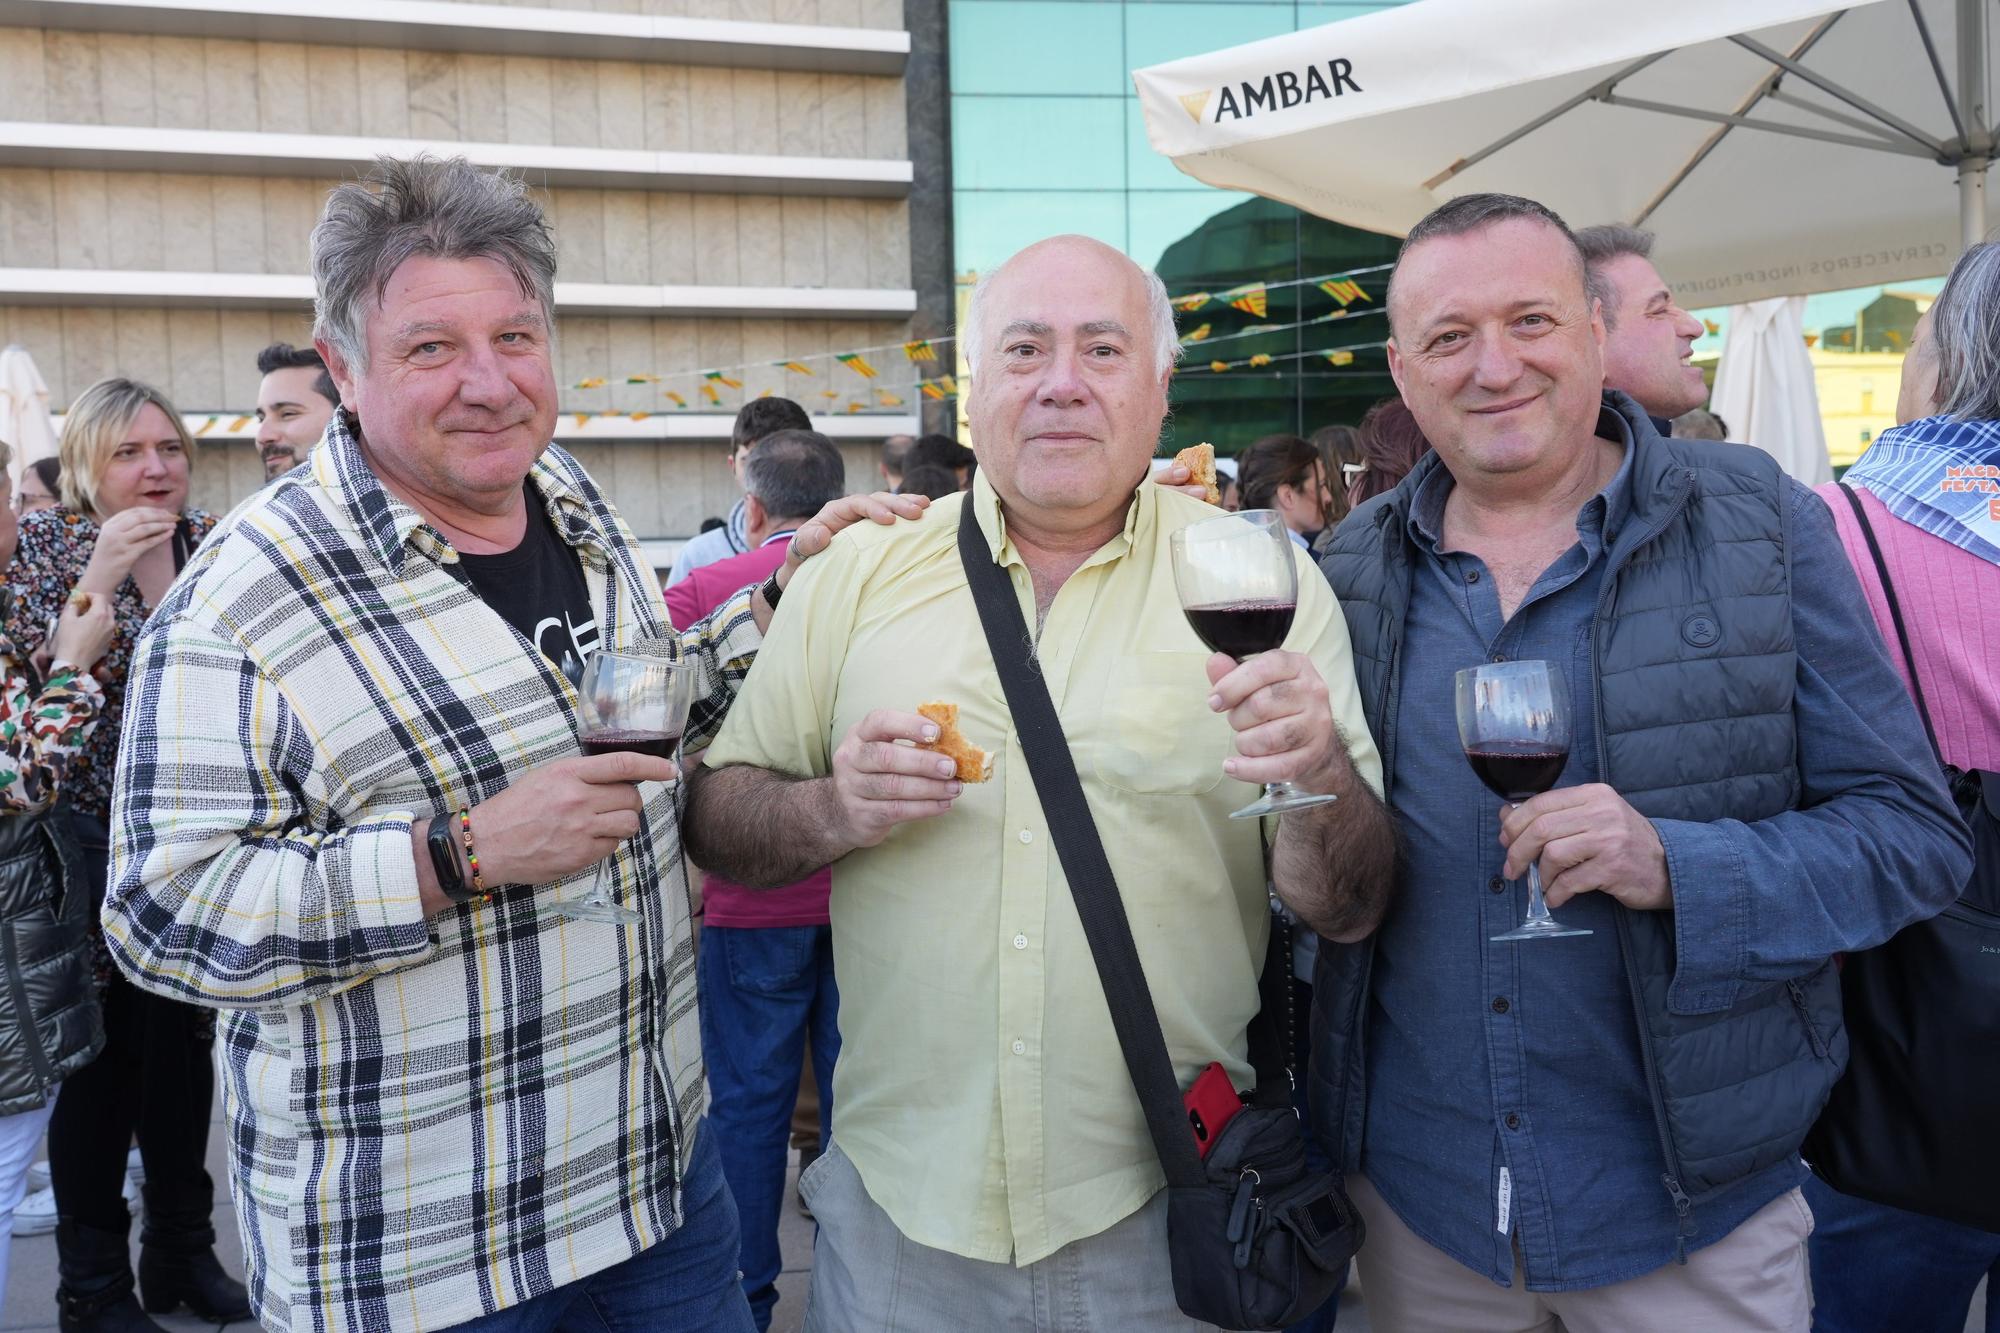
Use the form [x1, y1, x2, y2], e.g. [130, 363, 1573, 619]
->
[456, 808, 492, 904]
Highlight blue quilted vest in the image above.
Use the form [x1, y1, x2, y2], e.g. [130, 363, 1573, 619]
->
[1314, 394, 1844, 1249]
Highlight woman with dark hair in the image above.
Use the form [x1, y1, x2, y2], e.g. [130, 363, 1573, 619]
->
[1309, 423, 1362, 531]
[1235, 433, 1334, 548]
[17, 458, 61, 515]
[1346, 398, 1434, 509]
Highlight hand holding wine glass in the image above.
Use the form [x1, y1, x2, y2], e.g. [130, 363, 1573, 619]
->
[553, 646, 697, 924]
[1454, 659, 1591, 942]
[1171, 510, 1340, 820]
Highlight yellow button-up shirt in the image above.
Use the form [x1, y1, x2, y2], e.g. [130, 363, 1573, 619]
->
[703, 472, 1382, 1265]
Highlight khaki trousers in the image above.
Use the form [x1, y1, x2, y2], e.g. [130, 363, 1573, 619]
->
[801, 1141, 1218, 1333]
[1349, 1174, 1813, 1333]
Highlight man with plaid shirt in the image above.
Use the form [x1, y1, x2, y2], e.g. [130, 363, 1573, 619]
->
[101, 157, 919, 1333]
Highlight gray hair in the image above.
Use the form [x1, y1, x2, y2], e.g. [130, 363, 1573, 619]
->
[1573, 224, 1656, 329]
[740, 428, 847, 522]
[961, 237, 1181, 376]
[311, 156, 558, 369]
[1387, 193, 1587, 330]
[1926, 239, 2000, 421]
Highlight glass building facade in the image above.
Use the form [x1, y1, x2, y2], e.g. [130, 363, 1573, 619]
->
[949, 0, 1413, 454]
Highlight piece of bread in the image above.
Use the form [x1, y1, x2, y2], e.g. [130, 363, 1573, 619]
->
[1174, 442, 1221, 506]
[917, 701, 992, 783]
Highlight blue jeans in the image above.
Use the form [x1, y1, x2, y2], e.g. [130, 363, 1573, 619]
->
[698, 923, 840, 1332]
[447, 1119, 754, 1332]
[1805, 1173, 2000, 1332]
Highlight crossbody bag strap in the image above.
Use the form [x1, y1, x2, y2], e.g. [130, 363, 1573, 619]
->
[954, 500, 1207, 1189]
[1837, 482, 1944, 762]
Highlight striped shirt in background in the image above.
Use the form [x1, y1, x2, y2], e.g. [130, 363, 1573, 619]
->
[103, 410, 762, 1333]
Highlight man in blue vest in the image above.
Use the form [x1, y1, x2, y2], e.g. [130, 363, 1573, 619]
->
[1315, 193, 1971, 1332]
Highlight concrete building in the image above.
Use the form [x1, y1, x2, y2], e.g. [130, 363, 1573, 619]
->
[0, 0, 953, 559]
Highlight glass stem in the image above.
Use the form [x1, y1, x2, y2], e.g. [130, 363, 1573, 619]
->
[1523, 861, 1554, 925]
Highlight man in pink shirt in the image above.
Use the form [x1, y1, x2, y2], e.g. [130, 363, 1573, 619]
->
[673, 428, 847, 1333]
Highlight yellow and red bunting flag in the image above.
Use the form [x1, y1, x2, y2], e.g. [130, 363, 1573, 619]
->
[1174, 292, 1212, 313]
[665, 391, 687, 408]
[625, 373, 659, 384]
[819, 389, 841, 399]
[938, 374, 958, 395]
[847, 400, 866, 414]
[1704, 318, 1721, 336]
[777, 360, 815, 376]
[1325, 349, 1355, 366]
[836, 353, 879, 379]
[228, 415, 251, 432]
[1317, 278, 1370, 306]
[629, 411, 650, 422]
[921, 381, 947, 400]
[572, 412, 591, 429]
[575, 377, 607, 389]
[1248, 353, 1274, 368]
[758, 387, 775, 398]
[1209, 360, 1230, 374]
[1226, 284, 1269, 319]
[1804, 332, 1820, 348]
[195, 415, 218, 436]
[701, 382, 721, 404]
[703, 370, 743, 389]
[876, 389, 904, 407]
[903, 340, 937, 362]
[1179, 322, 1212, 344]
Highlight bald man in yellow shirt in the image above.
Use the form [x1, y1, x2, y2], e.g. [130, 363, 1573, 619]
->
[687, 235, 1396, 1332]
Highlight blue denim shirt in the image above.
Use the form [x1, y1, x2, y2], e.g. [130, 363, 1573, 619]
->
[1361, 419, 1811, 1290]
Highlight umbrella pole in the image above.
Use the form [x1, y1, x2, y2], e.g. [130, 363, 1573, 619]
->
[1961, 158, 1989, 250]
[1958, 0, 1990, 250]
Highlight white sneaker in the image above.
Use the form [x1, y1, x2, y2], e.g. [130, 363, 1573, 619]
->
[13, 1183, 55, 1236]
[126, 1147, 144, 1190]
[26, 1160, 48, 1194]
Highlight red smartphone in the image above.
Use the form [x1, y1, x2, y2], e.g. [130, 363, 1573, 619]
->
[1184, 1061, 1245, 1158]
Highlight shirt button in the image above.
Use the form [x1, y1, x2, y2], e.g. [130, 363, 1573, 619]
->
[1505, 1112, 1522, 1130]
[1465, 569, 1481, 583]
[1013, 933, 1028, 950]
[1012, 1039, 1026, 1056]
[1018, 829, 1034, 844]
[1488, 876, 1505, 894]
[1491, 653, 1507, 664]
[1491, 996, 1511, 1014]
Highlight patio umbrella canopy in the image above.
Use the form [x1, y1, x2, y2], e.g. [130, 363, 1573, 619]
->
[1134, 0, 1997, 305]
[0, 344, 59, 498]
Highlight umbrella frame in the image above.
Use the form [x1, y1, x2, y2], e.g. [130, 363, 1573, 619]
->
[1422, 0, 1996, 251]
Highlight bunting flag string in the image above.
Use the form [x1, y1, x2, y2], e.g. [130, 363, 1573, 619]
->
[549, 261, 1394, 401]
[1183, 340, 1386, 374]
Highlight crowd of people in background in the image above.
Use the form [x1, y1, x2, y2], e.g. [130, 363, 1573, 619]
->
[0, 153, 1990, 1333]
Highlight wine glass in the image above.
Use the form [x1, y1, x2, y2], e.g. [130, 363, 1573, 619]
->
[1453, 660, 1591, 943]
[551, 645, 696, 924]
[1170, 509, 1339, 820]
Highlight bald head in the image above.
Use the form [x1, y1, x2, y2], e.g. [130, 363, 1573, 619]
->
[962, 233, 1178, 539]
[963, 235, 1180, 377]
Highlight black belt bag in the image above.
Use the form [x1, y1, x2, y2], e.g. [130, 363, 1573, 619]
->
[956, 502, 1361, 1329]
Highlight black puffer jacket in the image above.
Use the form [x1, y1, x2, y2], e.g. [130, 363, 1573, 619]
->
[0, 807, 103, 1114]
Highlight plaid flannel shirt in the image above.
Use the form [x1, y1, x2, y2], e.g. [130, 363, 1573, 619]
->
[104, 411, 761, 1333]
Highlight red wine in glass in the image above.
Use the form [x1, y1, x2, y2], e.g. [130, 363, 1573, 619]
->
[1169, 510, 1337, 820]
[1464, 742, 1569, 803]
[1453, 660, 1590, 942]
[579, 730, 684, 761]
[1183, 600, 1298, 661]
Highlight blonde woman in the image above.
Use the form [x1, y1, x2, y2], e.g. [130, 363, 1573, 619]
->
[3, 378, 245, 1331]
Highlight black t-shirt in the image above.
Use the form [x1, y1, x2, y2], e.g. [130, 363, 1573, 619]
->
[458, 487, 600, 684]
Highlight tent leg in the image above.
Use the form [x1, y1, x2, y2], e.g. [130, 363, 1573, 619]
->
[1961, 158, 1989, 250]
